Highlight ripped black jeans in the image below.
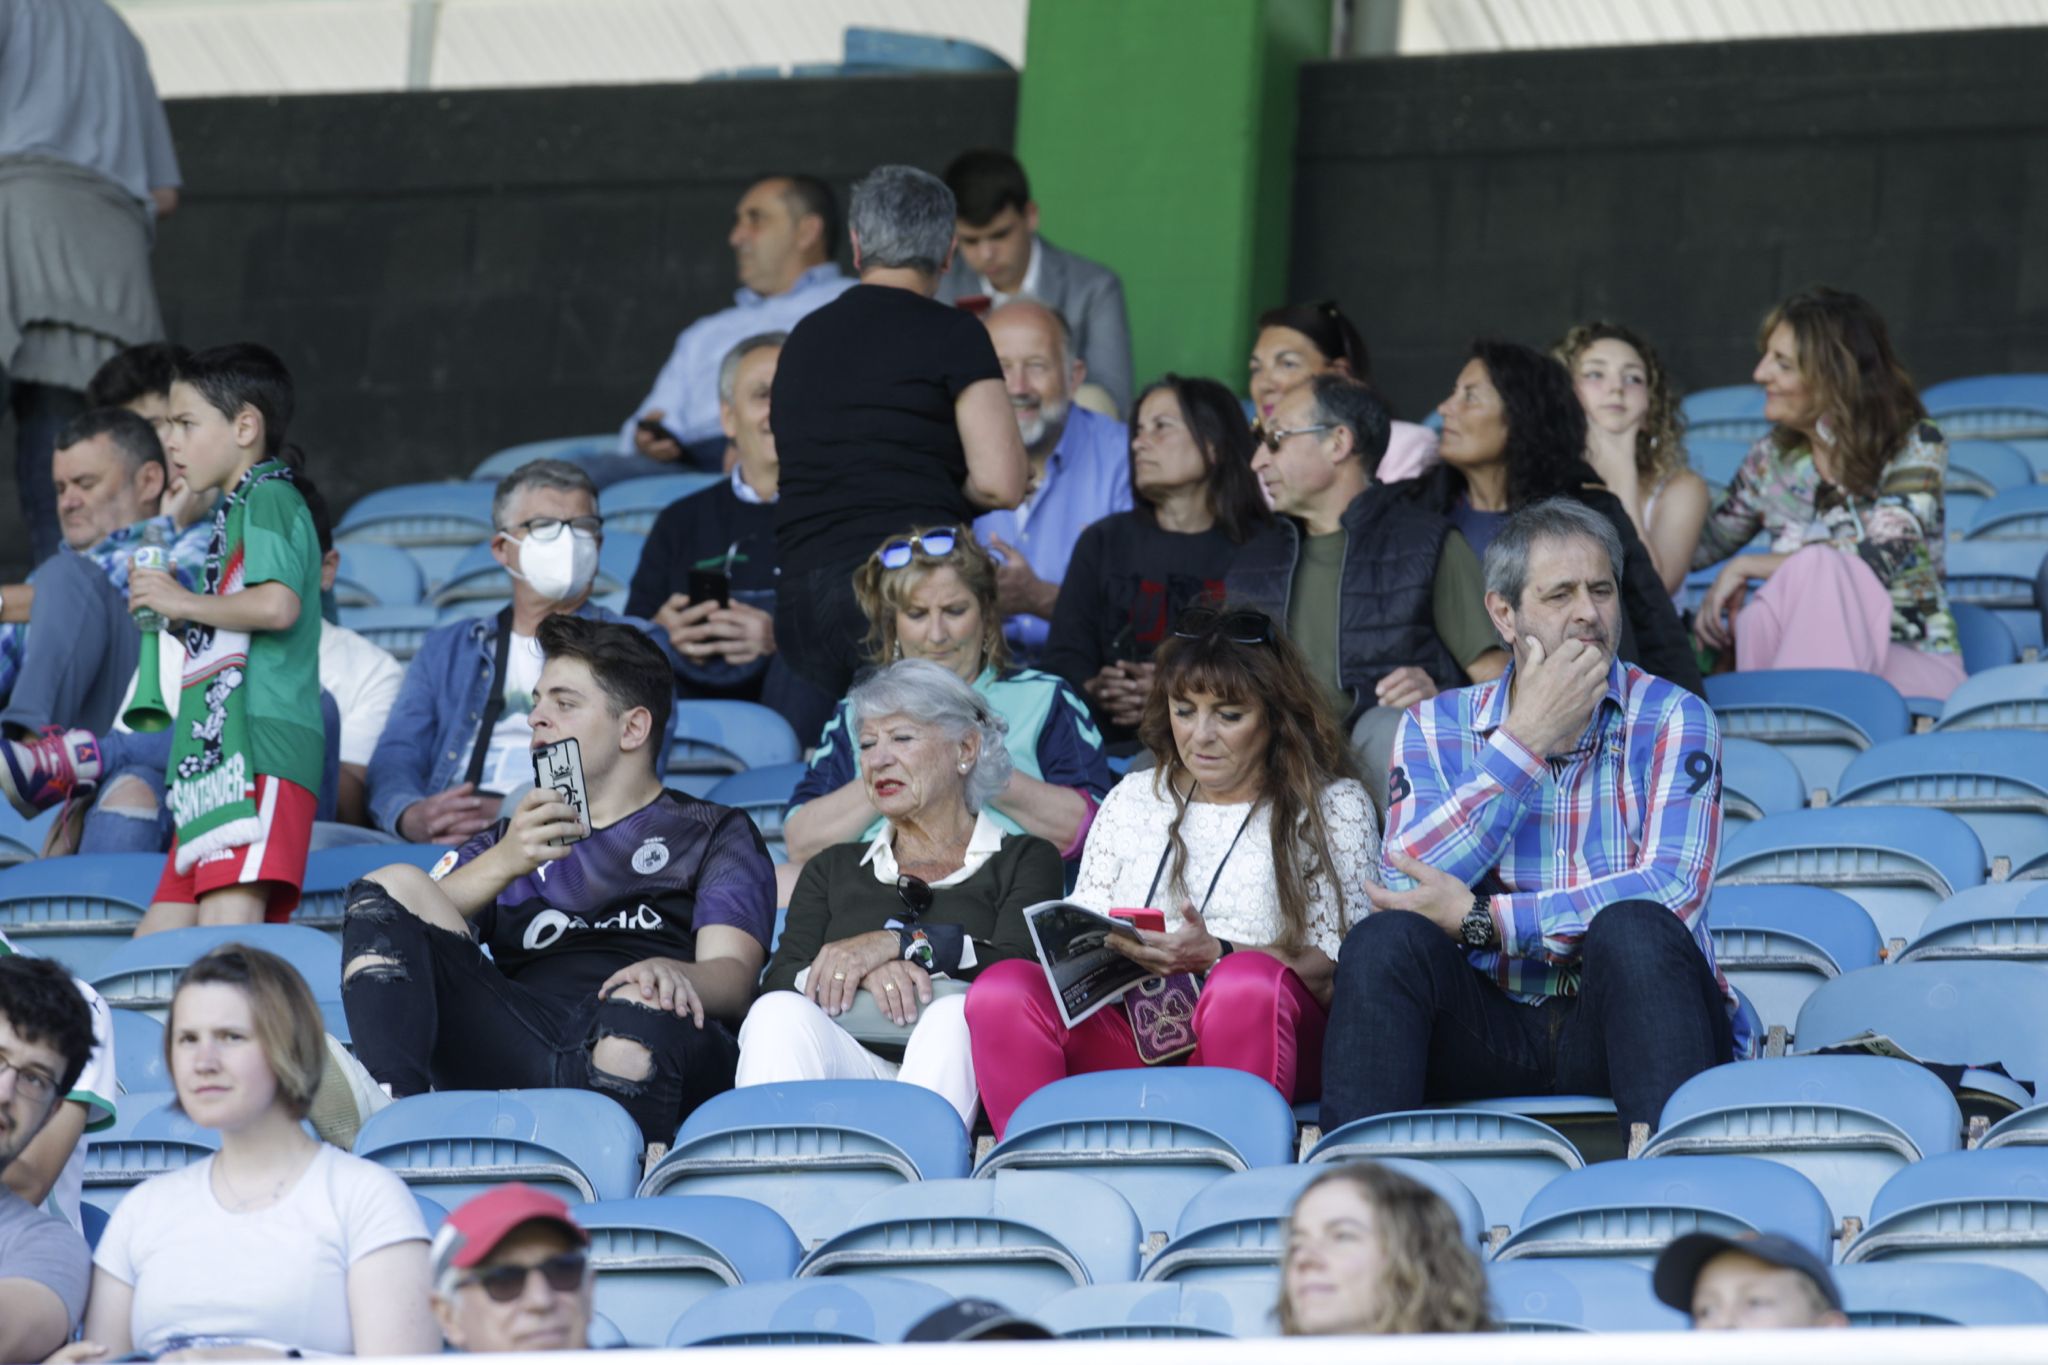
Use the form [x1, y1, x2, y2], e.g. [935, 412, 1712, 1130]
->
[339, 878, 739, 1144]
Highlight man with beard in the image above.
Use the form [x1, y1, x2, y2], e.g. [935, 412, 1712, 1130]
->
[972, 299, 1129, 660]
[1320, 498, 1741, 1147]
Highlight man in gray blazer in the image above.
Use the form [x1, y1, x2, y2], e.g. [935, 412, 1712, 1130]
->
[937, 150, 1134, 417]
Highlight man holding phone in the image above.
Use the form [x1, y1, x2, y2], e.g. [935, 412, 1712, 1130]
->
[341, 616, 775, 1145]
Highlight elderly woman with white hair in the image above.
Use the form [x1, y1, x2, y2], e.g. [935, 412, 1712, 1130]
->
[736, 658, 1064, 1124]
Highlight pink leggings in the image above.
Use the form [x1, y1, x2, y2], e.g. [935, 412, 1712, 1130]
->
[1737, 545, 1967, 701]
[965, 953, 1327, 1140]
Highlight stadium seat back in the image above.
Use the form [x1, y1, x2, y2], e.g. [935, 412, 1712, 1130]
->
[576, 1196, 801, 1346]
[111, 1008, 167, 1094]
[334, 541, 425, 608]
[976, 1068, 1298, 1244]
[1836, 1260, 2048, 1328]
[1442, 1094, 1625, 1164]
[1704, 670, 1908, 796]
[1305, 1108, 1583, 1235]
[1952, 601, 2020, 675]
[1680, 386, 1767, 425]
[1843, 1148, 2048, 1289]
[639, 1081, 969, 1249]
[1716, 807, 1985, 947]
[1982, 1100, 2048, 1152]
[336, 603, 441, 663]
[336, 484, 494, 548]
[1640, 1056, 1963, 1225]
[353, 1089, 643, 1205]
[1488, 1258, 1687, 1332]
[1795, 961, 2048, 1100]
[1684, 438, 1752, 489]
[470, 435, 618, 482]
[669, 700, 801, 777]
[598, 473, 720, 535]
[293, 844, 445, 929]
[1706, 885, 1880, 1037]
[1835, 732, 2048, 876]
[1719, 737, 1806, 829]
[1036, 1282, 1242, 1340]
[1944, 540, 2046, 652]
[796, 1170, 1141, 1312]
[663, 1276, 955, 1348]
[1898, 881, 2048, 964]
[81, 1090, 218, 1216]
[1495, 1155, 1832, 1265]
[705, 763, 804, 843]
[1936, 662, 2048, 733]
[842, 26, 1013, 71]
[89, 923, 342, 1023]
[0, 852, 160, 976]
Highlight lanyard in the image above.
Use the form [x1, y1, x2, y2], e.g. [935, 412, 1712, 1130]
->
[1144, 791, 1257, 915]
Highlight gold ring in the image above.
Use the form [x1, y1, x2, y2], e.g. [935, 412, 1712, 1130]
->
[883, 983, 899, 992]
[832, 971, 847, 981]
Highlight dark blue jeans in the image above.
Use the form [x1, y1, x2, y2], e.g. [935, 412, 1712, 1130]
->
[1319, 902, 1733, 1139]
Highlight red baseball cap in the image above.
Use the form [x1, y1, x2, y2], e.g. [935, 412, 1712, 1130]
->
[431, 1183, 588, 1283]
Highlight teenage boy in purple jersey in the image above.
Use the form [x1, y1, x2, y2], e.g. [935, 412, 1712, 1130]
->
[336, 615, 774, 1142]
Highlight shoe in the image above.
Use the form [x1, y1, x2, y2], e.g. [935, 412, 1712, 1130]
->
[308, 1033, 391, 1149]
[0, 727, 102, 818]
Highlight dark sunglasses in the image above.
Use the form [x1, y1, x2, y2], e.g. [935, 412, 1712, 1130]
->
[876, 529, 959, 570]
[463, 1251, 589, 1303]
[1173, 607, 1276, 647]
[895, 874, 934, 922]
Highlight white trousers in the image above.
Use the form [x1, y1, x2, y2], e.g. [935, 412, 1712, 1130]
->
[734, 989, 979, 1126]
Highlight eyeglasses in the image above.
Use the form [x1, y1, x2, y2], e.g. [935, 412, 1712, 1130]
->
[876, 529, 958, 570]
[461, 1251, 589, 1303]
[1261, 422, 1337, 453]
[0, 1054, 57, 1106]
[895, 874, 934, 923]
[502, 515, 603, 542]
[1173, 607, 1276, 647]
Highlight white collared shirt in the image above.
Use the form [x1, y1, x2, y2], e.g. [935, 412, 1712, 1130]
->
[729, 465, 774, 506]
[980, 236, 1043, 310]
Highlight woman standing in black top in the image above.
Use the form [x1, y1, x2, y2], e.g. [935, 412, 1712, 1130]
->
[771, 164, 1027, 698]
[1042, 374, 1270, 747]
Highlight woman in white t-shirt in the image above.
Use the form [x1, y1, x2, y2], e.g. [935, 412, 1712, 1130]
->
[64, 945, 437, 1360]
[966, 606, 1380, 1138]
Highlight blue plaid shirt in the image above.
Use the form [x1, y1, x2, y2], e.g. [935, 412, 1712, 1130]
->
[1383, 656, 1753, 1057]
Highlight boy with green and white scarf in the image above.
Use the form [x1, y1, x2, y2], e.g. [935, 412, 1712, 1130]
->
[128, 344, 324, 936]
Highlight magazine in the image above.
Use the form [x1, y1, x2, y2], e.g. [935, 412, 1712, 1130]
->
[1021, 900, 1152, 1028]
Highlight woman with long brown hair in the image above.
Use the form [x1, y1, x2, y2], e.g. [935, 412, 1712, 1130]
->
[1691, 286, 1961, 698]
[964, 604, 1378, 1139]
[1279, 1163, 1493, 1336]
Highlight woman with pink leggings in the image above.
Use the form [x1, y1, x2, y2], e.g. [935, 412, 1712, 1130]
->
[967, 605, 1379, 1138]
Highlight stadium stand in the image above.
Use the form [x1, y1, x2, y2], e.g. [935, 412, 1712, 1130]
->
[81, 1091, 217, 1217]
[352, 1088, 645, 1205]
[576, 1195, 803, 1346]
[663, 1276, 956, 1348]
[1305, 1108, 1583, 1237]
[1842, 1149, 2048, 1289]
[1835, 1261, 2048, 1328]
[1492, 1155, 1834, 1265]
[1716, 807, 1986, 950]
[1833, 731, 2048, 878]
[1035, 1282, 1243, 1340]
[1705, 885, 1882, 1039]
[0, 851, 159, 976]
[1897, 881, 2048, 964]
[1719, 737, 1806, 830]
[1703, 670, 1910, 798]
[1487, 1258, 1688, 1333]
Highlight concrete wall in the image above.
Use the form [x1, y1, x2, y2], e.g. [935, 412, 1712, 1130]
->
[1290, 28, 2048, 424]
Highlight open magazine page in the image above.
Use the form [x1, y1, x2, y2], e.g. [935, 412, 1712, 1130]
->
[1023, 899, 1151, 1028]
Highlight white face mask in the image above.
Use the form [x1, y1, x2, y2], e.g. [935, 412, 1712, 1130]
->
[509, 528, 599, 601]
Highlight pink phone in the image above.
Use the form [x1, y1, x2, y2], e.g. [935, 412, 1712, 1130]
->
[1110, 907, 1167, 932]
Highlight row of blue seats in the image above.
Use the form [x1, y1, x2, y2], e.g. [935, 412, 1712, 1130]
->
[1683, 373, 2048, 471]
[334, 531, 648, 612]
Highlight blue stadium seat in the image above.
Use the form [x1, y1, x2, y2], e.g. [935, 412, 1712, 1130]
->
[1946, 440, 2037, 525]
[293, 844, 445, 931]
[663, 1277, 955, 1348]
[1138, 1161, 1481, 1334]
[1684, 437, 1752, 489]
[705, 763, 803, 836]
[638, 1080, 970, 1249]
[1494, 1155, 1832, 1265]
[352, 1089, 642, 1205]
[1305, 1109, 1582, 1236]
[796, 1170, 1141, 1312]
[1982, 1099, 2048, 1152]
[1898, 881, 2048, 965]
[0, 804, 58, 867]
[334, 541, 425, 608]
[81, 1090, 216, 1216]
[335, 485, 495, 560]
[1704, 670, 1908, 797]
[977, 1068, 1298, 1244]
[576, 1195, 802, 1346]
[470, 435, 620, 482]
[1716, 807, 1985, 948]
[1945, 540, 2046, 652]
[1639, 1056, 1962, 1227]
[1836, 1261, 2048, 1328]
[1706, 885, 1881, 1039]
[1923, 375, 2048, 479]
[1952, 601, 2020, 674]
[1488, 1259, 1687, 1333]
[1441, 1095, 1625, 1164]
[842, 26, 1013, 71]
[336, 603, 441, 664]
[89, 924, 344, 1022]
[1036, 1283, 1241, 1340]
[1936, 662, 2048, 733]
[1795, 962, 2048, 1109]
[1719, 737, 1806, 829]
[413, 1192, 447, 1234]
[1834, 731, 2048, 877]
[1968, 484, 2048, 541]
[111, 1008, 166, 1094]
[0, 852, 160, 977]
[669, 700, 801, 777]
[1682, 385, 1767, 424]
[1843, 1149, 2048, 1289]
[598, 473, 720, 536]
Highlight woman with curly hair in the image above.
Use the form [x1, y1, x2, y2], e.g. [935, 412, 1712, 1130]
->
[1279, 1163, 1493, 1336]
[1411, 339, 1704, 695]
[1691, 287, 1961, 698]
[965, 605, 1379, 1139]
[1248, 301, 1438, 483]
[1556, 321, 1707, 595]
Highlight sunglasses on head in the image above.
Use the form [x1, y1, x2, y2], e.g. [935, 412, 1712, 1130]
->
[462, 1251, 589, 1303]
[1173, 607, 1276, 647]
[876, 529, 959, 571]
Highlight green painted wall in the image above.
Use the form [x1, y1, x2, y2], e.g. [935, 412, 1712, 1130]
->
[1015, 0, 1330, 402]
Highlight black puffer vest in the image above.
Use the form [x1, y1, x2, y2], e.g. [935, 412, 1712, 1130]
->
[1227, 483, 1461, 726]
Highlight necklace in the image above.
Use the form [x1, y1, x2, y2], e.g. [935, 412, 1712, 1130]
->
[213, 1143, 313, 1212]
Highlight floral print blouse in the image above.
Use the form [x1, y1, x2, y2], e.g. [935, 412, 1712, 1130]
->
[1692, 423, 1957, 654]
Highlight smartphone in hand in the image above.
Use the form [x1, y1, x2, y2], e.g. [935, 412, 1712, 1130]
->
[687, 568, 731, 609]
[531, 737, 591, 846]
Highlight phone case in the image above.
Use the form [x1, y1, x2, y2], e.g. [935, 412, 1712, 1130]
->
[531, 737, 591, 845]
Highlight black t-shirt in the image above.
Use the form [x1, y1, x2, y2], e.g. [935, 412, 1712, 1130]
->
[770, 284, 1004, 575]
[447, 788, 775, 999]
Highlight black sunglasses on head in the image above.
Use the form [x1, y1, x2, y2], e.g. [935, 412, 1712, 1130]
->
[462, 1251, 589, 1303]
[1172, 607, 1276, 647]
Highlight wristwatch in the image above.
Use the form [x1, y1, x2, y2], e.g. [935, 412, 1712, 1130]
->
[1459, 891, 1498, 950]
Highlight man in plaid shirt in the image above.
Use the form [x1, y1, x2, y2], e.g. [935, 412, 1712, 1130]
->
[1321, 499, 1744, 1143]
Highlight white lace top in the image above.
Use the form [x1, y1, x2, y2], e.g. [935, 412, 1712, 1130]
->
[1070, 771, 1380, 959]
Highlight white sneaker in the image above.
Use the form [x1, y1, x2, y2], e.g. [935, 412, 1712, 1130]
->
[308, 1033, 392, 1149]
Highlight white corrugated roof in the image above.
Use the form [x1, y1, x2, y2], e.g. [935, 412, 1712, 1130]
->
[1395, 0, 2048, 53]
